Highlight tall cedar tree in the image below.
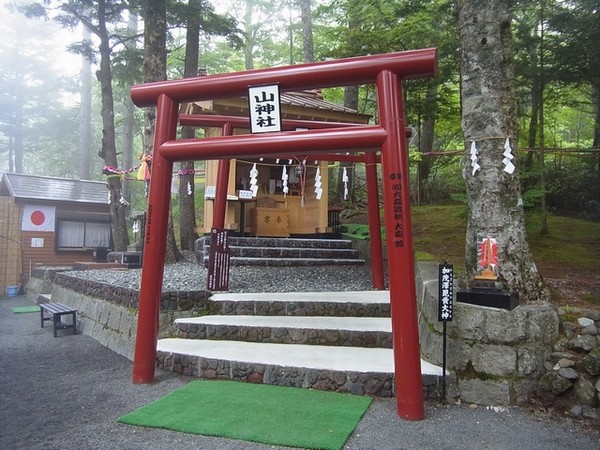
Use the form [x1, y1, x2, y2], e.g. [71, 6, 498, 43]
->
[61, 0, 130, 251]
[142, 0, 182, 262]
[457, 0, 548, 302]
[178, 0, 201, 251]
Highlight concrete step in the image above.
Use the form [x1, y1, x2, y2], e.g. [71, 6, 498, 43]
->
[196, 236, 364, 267]
[218, 237, 356, 249]
[156, 338, 443, 398]
[228, 245, 361, 260]
[223, 256, 365, 266]
[174, 315, 393, 348]
[207, 291, 391, 317]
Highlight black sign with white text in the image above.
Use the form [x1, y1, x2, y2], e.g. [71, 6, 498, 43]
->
[207, 228, 230, 291]
[438, 263, 454, 322]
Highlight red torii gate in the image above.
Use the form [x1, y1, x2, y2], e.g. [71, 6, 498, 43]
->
[129, 48, 437, 421]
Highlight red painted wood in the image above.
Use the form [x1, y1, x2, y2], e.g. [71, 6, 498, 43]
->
[365, 151, 385, 290]
[376, 70, 424, 420]
[132, 94, 177, 384]
[131, 49, 437, 107]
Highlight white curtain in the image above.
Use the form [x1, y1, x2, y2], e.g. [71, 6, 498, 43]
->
[57, 221, 111, 248]
[84, 223, 111, 247]
[58, 221, 84, 247]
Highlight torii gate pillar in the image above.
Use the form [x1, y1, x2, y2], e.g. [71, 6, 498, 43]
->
[130, 49, 437, 421]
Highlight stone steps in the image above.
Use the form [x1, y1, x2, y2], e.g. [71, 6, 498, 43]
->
[156, 339, 443, 397]
[206, 291, 391, 317]
[174, 315, 393, 348]
[157, 290, 444, 398]
[226, 256, 366, 266]
[195, 236, 365, 267]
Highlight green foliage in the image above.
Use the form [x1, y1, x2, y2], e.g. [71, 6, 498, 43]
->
[525, 212, 600, 270]
[411, 205, 467, 268]
[385, 206, 599, 277]
[520, 150, 600, 218]
[4, 0, 600, 231]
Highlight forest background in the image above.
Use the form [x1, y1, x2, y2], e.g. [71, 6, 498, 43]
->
[0, 0, 599, 305]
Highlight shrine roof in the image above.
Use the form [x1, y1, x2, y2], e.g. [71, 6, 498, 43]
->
[186, 89, 371, 124]
[0, 173, 108, 205]
[279, 91, 359, 114]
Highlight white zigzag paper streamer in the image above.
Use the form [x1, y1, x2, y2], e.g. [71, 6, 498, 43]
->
[470, 141, 481, 176]
[282, 165, 289, 197]
[342, 167, 349, 200]
[249, 163, 259, 197]
[502, 138, 515, 174]
[314, 166, 323, 200]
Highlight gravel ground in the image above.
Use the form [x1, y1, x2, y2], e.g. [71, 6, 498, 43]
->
[66, 253, 384, 293]
[2, 258, 600, 449]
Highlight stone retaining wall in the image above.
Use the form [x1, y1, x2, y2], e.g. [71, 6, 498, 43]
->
[27, 270, 210, 361]
[417, 262, 560, 405]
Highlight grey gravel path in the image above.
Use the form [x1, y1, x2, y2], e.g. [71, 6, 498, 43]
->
[65, 257, 380, 293]
[1, 294, 599, 450]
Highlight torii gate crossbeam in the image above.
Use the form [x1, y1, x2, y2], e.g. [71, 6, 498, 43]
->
[129, 49, 437, 421]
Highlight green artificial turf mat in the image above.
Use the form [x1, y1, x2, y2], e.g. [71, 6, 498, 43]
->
[118, 380, 372, 450]
[11, 305, 41, 314]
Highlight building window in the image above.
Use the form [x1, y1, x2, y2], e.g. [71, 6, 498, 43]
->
[57, 220, 111, 249]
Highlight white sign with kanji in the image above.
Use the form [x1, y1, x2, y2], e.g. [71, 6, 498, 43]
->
[248, 84, 282, 133]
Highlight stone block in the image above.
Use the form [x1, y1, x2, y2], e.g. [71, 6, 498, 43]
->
[452, 305, 488, 341]
[574, 377, 597, 407]
[511, 378, 538, 403]
[484, 308, 526, 344]
[446, 340, 473, 372]
[458, 378, 511, 405]
[419, 323, 444, 365]
[582, 348, 600, 376]
[570, 335, 598, 352]
[537, 371, 573, 395]
[517, 345, 549, 376]
[471, 344, 517, 376]
[523, 305, 559, 344]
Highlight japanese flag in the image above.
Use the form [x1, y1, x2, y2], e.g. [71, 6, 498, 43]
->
[22, 205, 56, 232]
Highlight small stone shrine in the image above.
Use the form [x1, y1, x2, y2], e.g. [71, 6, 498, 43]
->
[457, 236, 519, 310]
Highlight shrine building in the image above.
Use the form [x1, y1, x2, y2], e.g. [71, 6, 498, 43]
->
[183, 90, 371, 237]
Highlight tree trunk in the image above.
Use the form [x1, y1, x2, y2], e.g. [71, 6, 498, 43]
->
[538, 0, 548, 235]
[97, 0, 128, 252]
[243, 1, 255, 70]
[524, 74, 539, 172]
[417, 83, 437, 204]
[79, 19, 92, 180]
[178, 0, 201, 251]
[14, 97, 23, 173]
[593, 83, 600, 177]
[298, 0, 314, 63]
[457, 0, 548, 303]
[143, 0, 182, 262]
[122, 11, 138, 206]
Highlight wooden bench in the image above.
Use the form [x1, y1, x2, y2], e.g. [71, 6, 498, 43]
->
[40, 303, 77, 337]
